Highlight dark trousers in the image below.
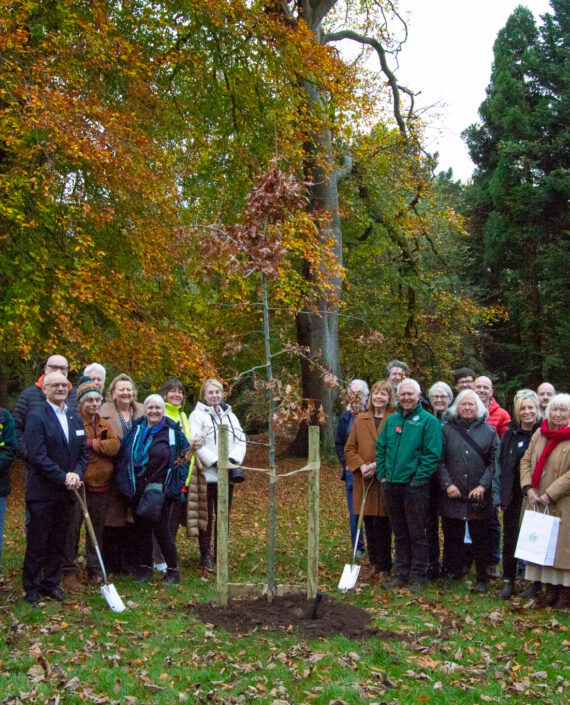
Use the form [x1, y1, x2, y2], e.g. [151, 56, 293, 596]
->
[206, 482, 234, 559]
[383, 482, 430, 583]
[63, 490, 108, 574]
[363, 515, 392, 571]
[426, 476, 441, 575]
[489, 507, 501, 564]
[502, 483, 524, 581]
[23, 499, 71, 591]
[102, 524, 135, 575]
[442, 516, 489, 582]
[131, 498, 178, 577]
[152, 501, 187, 564]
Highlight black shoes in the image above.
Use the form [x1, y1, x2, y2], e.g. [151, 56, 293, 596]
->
[498, 580, 514, 600]
[545, 584, 560, 607]
[24, 590, 39, 605]
[410, 580, 427, 594]
[473, 581, 487, 594]
[163, 568, 180, 585]
[523, 580, 542, 599]
[24, 586, 66, 604]
[40, 586, 67, 602]
[383, 575, 407, 590]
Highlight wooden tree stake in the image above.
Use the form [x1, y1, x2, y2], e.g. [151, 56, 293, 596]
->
[307, 425, 320, 599]
[261, 270, 277, 602]
[217, 424, 229, 607]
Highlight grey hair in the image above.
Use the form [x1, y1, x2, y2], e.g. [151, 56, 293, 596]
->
[349, 378, 369, 397]
[78, 391, 102, 407]
[545, 393, 570, 422]
[386, 359, 410, 376]
[83, 362, 106, 382]
[143, 394, 166, 413]
[428, 381, 454, 403]
[397, 378, 421, 395]
[448, 389, 488, 421]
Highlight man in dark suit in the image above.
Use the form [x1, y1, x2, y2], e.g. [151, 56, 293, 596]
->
[13, 354, 77, 460]
[22, 372, 88, 605]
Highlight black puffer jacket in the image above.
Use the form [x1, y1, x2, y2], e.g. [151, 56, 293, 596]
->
[494, 420, 540, 508]
[437, 417, 499, 520]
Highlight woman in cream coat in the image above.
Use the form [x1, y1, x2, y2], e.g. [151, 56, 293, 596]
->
[520, 393, 570, 610]
[189, 379, 246, 568]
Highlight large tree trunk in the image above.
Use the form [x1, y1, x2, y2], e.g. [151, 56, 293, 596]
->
[290, 0, 405, 453]
[292, 71, 344, 453]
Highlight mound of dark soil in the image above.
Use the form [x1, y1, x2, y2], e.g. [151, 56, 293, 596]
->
[192, 593, 402, 640]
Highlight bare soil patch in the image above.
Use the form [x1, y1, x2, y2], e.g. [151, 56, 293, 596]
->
[192, 593, 402, 641]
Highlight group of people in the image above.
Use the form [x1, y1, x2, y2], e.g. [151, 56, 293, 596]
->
[0, 354, 568, 611]
[335, 361, 569, 610]
[0, 355, 246, 605]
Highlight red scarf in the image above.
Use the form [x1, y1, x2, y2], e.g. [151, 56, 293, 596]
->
[531, 419, 570, 488]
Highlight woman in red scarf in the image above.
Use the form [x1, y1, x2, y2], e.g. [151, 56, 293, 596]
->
[520, 393, 570, 610]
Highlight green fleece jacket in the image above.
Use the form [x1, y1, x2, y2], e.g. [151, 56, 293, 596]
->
[376, 403, 442, 486]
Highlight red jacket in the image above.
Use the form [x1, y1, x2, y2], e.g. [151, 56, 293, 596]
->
[486, 398, 511, 438]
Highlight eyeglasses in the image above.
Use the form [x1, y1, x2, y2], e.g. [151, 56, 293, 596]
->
[47, 364, 69, 372]
[431, 394, 448, 401]
[45, 383, 68, 389]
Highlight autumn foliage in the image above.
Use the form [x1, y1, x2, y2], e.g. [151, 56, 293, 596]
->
[0, 1, 214, 383]
[1, 1, 495, 404]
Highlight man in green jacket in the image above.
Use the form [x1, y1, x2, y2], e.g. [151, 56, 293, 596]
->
[376, 379, 442, 591]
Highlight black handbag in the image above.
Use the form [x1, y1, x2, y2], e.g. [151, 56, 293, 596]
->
[136, 482, 164, 522]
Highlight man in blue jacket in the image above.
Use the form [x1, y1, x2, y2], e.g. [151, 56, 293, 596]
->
[22, 372, 88, 605]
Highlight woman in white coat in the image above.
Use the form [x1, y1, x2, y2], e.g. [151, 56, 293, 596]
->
[189, 379, 246, 567]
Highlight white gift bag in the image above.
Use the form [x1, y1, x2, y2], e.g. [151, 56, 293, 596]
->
[515, 507, 560, 566]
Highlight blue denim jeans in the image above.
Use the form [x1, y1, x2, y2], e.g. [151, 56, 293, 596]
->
[345, 474, 365, 553]
[0, 496, 6, 571]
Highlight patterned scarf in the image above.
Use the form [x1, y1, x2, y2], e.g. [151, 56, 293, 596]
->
[131, 417, 166, 474]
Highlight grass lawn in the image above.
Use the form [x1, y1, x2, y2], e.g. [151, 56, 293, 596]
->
[0, 434, 568, 705]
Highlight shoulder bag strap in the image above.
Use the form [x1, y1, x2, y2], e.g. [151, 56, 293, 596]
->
[450, 423, 488, 464]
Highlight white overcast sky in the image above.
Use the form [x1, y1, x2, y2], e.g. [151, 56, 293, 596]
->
[393, 0, 554, 182]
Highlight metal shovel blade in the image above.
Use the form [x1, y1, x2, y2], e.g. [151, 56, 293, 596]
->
[338, 563, 360, 590]
[101, 583, 126, 613]
[73, 488, 127, 613]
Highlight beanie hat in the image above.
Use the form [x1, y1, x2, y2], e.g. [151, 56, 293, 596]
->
[76, 381, 102, 404]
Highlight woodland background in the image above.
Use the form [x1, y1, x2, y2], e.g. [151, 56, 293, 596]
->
[1, 0, 568, 446]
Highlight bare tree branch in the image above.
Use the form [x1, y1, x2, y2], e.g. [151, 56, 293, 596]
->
[322, 29, 410, 135]
[397, 84, 416, 122]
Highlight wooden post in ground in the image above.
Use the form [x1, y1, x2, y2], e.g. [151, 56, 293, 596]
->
[261, 271, 277, 602]
[217, 424, 229, 607]
[307, 425, 320, 599]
